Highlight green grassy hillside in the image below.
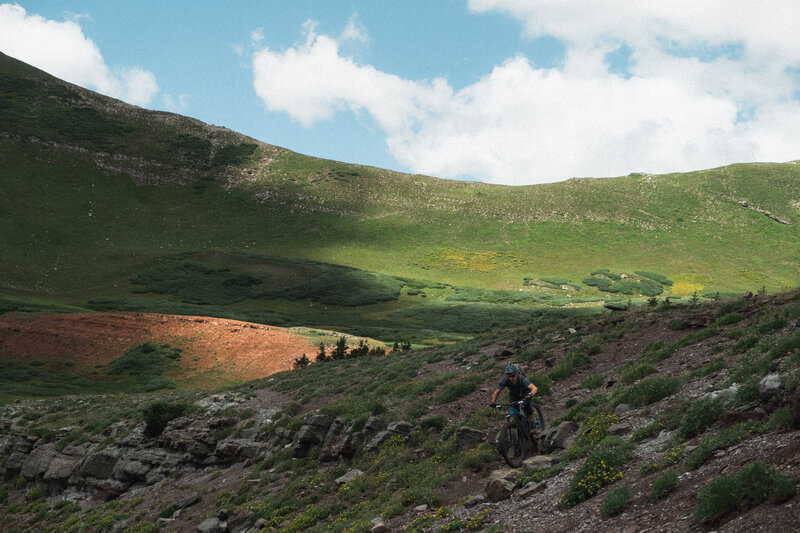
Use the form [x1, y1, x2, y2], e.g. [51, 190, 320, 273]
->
[1, 51, 799, 343]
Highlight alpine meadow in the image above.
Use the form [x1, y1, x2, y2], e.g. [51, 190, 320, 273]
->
[1, 50, 800, 533]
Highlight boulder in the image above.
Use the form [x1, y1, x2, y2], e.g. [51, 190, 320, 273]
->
[758, 373, 784, 401]
[292, 414, 334, 458]
[335, 469, 364, 487]
[517, 481, 546, 498]
[522, 455, 556, 470]
[319, 418, 359, 463]
[80, 450, 119, 479]
[614, 404, 634, 417]
[43, 451, 81, 482]
[387, 421, 414, 436]
[455, 427, 485, 450]
[21, 443, 57, 480]
[464, 493, 488, 508]
[196, 517, 225, 533]
[486, 470, 517, 502]
[542, 421, 580, 452]
[606, 423, 632, 436]
[215, 438, 267, 461]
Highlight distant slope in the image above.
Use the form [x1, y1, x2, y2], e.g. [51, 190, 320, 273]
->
[0, 312, 324, 395]
[1, 50, 799, 312]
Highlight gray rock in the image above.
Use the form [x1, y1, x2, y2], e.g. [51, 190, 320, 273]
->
[318, 417, 349, 463]
[335, 469, 364, 486]
[364, 430, 392, 452]
[542, 421, 580, 452]
[197, 517, 224, 533]
[703, 384, 739, 402]
[606, 423, 632, 436]
[80, 450, 119, 479]
[43, 452, 80, 481]
[175, 493, 201, 509]
[464, 494, 488, 508]
[758, 373, 784, 401]
[387, 421, 414, 436]
[292, 413, 334, 458]
[21, 443, 57, 480]
[215, 439, 267, 461]
[614, 404, 634, 417]
[486, 471, 516, 502]
[113, 458, 151, 482]
[517, 481, 546, 498]
[455, 427, 485, 450]
[371, 523, 390, 533]
[522, 455, 556, 470]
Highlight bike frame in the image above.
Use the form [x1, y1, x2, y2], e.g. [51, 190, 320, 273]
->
[506, 401, 532, 439]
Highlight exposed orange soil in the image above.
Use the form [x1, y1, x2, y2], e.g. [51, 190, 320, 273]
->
[0, 312, 318, 388]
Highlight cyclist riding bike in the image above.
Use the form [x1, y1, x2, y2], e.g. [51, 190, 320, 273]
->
[490, 364, 539, 425]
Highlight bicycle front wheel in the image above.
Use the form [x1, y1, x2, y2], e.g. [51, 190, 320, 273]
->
[500, 421, 527, 467]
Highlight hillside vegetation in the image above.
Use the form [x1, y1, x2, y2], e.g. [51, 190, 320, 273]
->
[1, 51, 800, 345]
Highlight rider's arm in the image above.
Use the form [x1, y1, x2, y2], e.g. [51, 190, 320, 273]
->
[526, 382, 537, 398]
[490, 388, 500, 404]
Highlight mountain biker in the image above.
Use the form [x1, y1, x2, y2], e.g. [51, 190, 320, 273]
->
[491, 364, 538, 424]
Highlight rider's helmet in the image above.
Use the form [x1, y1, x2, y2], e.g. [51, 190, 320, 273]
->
[505, 364, 519, 375]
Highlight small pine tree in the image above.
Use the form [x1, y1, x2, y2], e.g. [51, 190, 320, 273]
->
[331, 336, 349, 360]
[316, 343, 328, 362]
[294, 354, 310, 368]
[392, 342, 400, 353]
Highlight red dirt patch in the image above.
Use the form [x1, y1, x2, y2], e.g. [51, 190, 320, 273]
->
[0, 312, 317, 388]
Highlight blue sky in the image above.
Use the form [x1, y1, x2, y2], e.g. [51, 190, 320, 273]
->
[2, 1, 799, 185]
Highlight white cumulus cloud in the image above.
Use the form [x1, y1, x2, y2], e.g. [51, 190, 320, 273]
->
[251, 4, 800, 185]
[0, 3, 159, 106]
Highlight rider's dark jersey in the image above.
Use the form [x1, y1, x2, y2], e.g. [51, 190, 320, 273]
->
[497, 374, 533, 401]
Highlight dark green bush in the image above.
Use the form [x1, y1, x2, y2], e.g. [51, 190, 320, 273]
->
[614, 376, 682, 407]
[143, 401, 188, 438]
[529, 374, 552, 396]
[620, 362, 657, 385]
[716, 313, 744, 326]
[600, 486, 633, 518]
[676, 398, 724, 440]
[635, 271, 673, 286]
[132, 259, 261, 305]
[693, 462, 796, 524]
[434, 375, 482, 403]
[580, 374, 605, 390]
[650, 470, 679, 500]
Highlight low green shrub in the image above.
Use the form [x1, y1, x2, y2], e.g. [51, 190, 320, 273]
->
[529, 374, 552, 396]
[766, 406, 794, 431]
[434, 375, 482, 403]
[600, 486, 634, 518]
[142, 401, 188, 438]
[693, 462, 795, 524]
[650, 470, 679, 501]
[675, 398, 724, 440]
[685, 421, 763, 471]
[563, 413, 620, 460]
[559, 439, 630, 508]
[580, 374, 605, 390]
[620, 362, 657, 385]
[614, 376, 682, 407]
[758, 317, 787, 333]
[716, 313, 744, 326]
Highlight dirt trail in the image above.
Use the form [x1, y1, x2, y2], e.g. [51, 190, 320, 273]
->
[0, 312, 317, 387]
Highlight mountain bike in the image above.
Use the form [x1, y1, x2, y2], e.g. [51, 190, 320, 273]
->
[494, 399, 545, 467]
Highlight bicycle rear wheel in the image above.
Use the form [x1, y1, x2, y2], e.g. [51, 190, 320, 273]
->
[499, 421, 527, 467]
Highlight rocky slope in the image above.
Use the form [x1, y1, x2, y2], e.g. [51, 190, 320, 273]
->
[1, 290, 799, 532]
